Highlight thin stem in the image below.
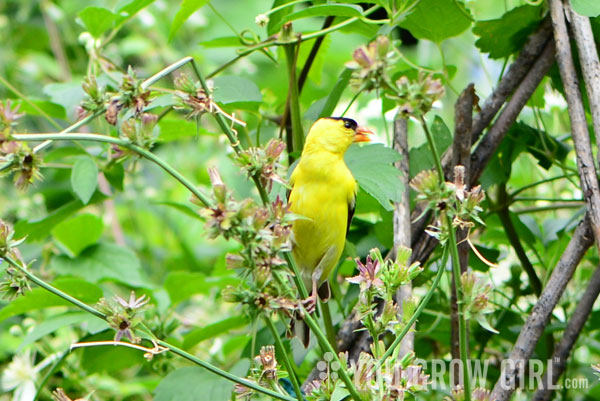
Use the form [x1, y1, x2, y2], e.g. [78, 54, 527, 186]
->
[447, 215, 471, 401]
[0, 75, 63, 130]
[3, 255, 107, 320]
[12, 133, 213, 208]
[284, 43, 304, 152]
[320, 299, 338, 352]
[264, 316, 303, 401]
[301, 307, 363, 401]
[156, 340, 296, 401]
[2, 256, 294, 401]
[420, 116, 444, 180]
[283, 252, 309, 300]
[375, 247, 447, 369]
[509, 173, 577, 197]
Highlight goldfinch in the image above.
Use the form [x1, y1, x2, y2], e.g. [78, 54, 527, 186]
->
[288, 117, 372, 314]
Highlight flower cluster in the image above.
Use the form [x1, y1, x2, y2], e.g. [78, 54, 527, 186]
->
[0, 101, 43, 191]
[411, 165, 485, 244]
[236, 139, 286, 192]
[105, 66, 152, 126]
[346, 36, 392, 92]
[96, 291, 149, 343]
[461, 271, 496, 333]
[174, 74, 213, 120]
[200, 168, 296, 317]
[306, 351, 429, 401]
[445, 386, 491, 401]
[235, 345, 281, 400]
[347, 247, 422, 340]
[76, 75, 109, 119]
[119, 112, 158, 149]
[0, 220, 31, 300]
[388, 72, 445, 118]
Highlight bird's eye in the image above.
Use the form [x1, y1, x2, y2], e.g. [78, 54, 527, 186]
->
[344, 121, 353, 129]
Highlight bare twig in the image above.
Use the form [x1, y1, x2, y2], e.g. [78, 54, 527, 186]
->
[449, 84, 475, 383]
[470, 39, 556, 185]
[392, 114, 413, 357]
[532, 263, 600, 401]
[566, 1, 600, 166]
[549, 0, 600, 248]
[490, 216, 594, 401]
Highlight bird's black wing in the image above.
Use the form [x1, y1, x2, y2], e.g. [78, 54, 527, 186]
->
[346, 196, 355, 237]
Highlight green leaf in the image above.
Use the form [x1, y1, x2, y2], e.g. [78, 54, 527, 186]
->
[267, 0, 296, 36]
[104, 163, 125, 191]
[14, 198, 97, 242]
[71, 156, 98, 205]
[164, 271, 238, 304]
[19, 312, 105, 350]
[331, 382, 351, 401]
[400, 0, 472, 43]
[409, 116, 453, 177]
[0, 278, 103, 321]
[78, 7, 116, 38]
[158, 118, 213, 142]
[475, 315, 499, 334]
[473, 5, 544, 59]
[49, 243, 150, 287]
[153, 366, 235, 401]
[155, 201, 203, 221]
[16, 99, 66, 120]
[43, 82, 85, 120]
[115, 0, 157, 24]
[506, 122, 570, 170]
[169, 0, 209, 41]
[305, 68, 353, 121]
[345, 143, 403, 211]
[572, 0, 600, 17]
[52, 214, 104, 257]
[211, 76, 262, 109]
[183, 316, 250, 349]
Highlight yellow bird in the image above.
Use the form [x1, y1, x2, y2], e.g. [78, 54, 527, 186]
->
[288, 117, 372, 315]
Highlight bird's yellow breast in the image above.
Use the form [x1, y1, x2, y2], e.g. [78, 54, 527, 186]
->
[288, 151, 356, 284]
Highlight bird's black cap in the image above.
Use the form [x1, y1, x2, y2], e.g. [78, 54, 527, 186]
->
[328, 117, 358, 130]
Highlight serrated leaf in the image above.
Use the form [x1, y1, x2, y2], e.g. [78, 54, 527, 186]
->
[400, 0, 472, 43]
[49, 243, 150, 287]
[0, 278, 103, 321]
[153, 366, 234, 401]
[78, 7, 116, 38]
[345, 143, 403, 211]
[572, 0, 600, 17]
[52, 213, 104, 257]
[473, 5, 544, 59]
[211, 76, 262, 108]
[183, 316, 249, 349]
[71, 156, 98, 205]
[169, 0, 209, 41]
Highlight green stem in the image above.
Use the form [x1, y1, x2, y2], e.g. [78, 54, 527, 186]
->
[419, 116, 444, 181]
[320, 299, 338, 352]
[3, 255, 107, 319]
[283, 252, 309, 301]
[301, 308, 363, 401]
[0, 75, 63, 130]
[375, 247, 447, 369]
[11, 133, 213, 208]
[155, 340, 295, 401]
[446, 215, 471, 401]
[284, 43, 304, 153]
[509, 173, 577, 197]
[264, 316, 304, 401]
[2, 256, 294, 401]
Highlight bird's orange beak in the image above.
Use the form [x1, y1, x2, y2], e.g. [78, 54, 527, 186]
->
[354, 126, 373, 143]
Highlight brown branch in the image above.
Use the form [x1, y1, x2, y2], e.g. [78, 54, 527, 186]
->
[532, 263, 600, 401]
[567, 2, 600, 167]
[450, 84, 475, 384]
[549, 0, 600, 248]
[393, 114, 413, 357]
[489, 216, 594, 401]
[469, 39, 556, 185]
